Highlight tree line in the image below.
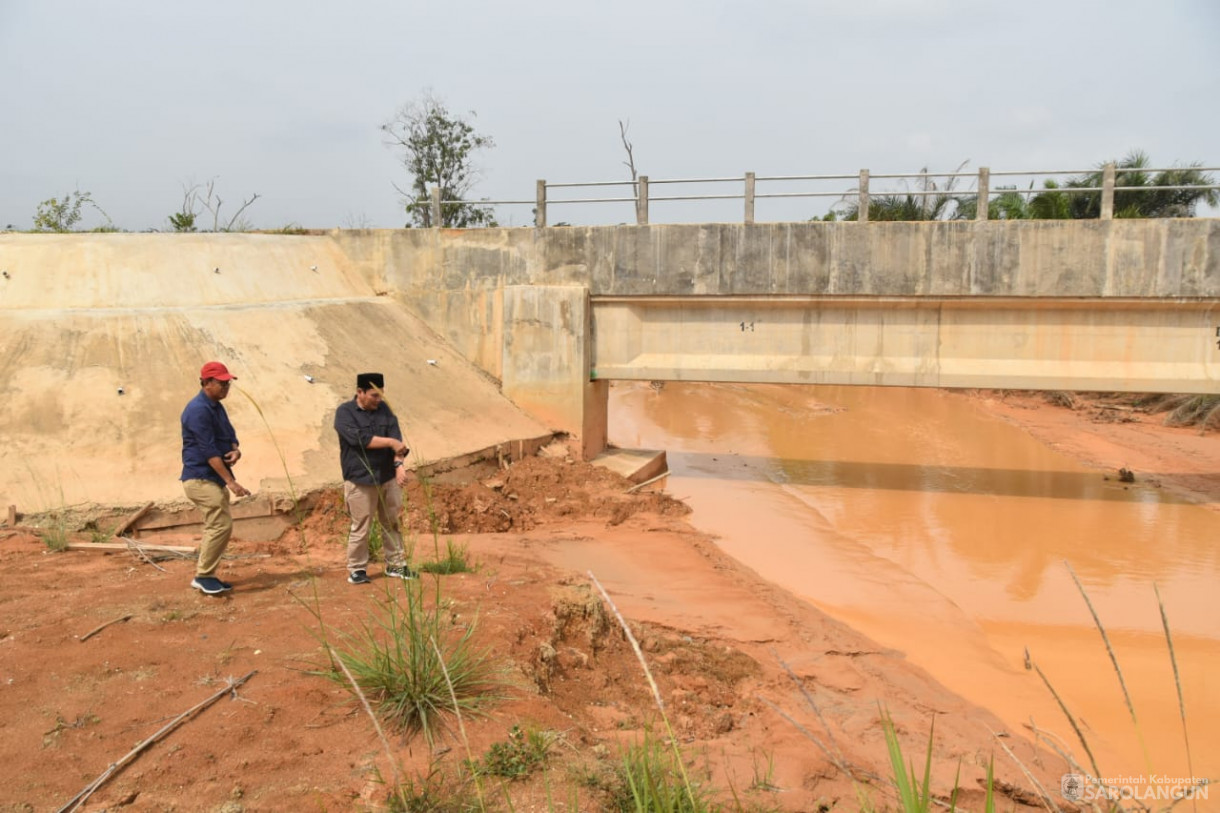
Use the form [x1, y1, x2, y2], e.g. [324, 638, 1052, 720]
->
[829, 151, 1216, 222]
[10, 92, 1215, 231]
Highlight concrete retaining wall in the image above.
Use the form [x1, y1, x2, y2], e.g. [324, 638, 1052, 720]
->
[332, 219, 1220, 382]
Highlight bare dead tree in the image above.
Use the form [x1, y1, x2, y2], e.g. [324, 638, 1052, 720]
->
[619, 119, 638, 200]
[197, 179, 261, 232]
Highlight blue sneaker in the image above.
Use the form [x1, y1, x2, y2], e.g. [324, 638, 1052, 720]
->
[347, 569, 371, 585]
[385, 565, 418, 580]
[191, 577, 231, 595]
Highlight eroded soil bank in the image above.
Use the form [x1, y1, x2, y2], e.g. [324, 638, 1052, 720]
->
[2, 451, 1069, 812]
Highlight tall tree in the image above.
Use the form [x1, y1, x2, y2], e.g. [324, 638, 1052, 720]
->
[382, 93, 496, 228]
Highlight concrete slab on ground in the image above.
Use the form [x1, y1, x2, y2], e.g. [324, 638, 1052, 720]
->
[591, 447, 668, 485]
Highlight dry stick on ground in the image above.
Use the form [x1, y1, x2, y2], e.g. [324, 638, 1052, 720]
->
[79, 614, 133, 643]
[57, 670, 256, 813]
[624, 470, 670, 493]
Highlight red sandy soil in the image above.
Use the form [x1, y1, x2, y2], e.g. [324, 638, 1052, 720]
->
[0, 395, 1211, 812]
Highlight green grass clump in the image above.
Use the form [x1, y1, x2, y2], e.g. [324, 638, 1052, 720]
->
[421, 539, 475, 575]
[468, 723, 557, 780]
[315, 579, 510, 746]
[610, 730, 715, 812]
[878, 706, 952, 813]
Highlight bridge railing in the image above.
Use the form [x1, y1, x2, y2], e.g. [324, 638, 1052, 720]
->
[435, 164, 1219, 227]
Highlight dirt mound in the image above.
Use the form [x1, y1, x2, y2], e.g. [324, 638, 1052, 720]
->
[401, 455, 691, 535]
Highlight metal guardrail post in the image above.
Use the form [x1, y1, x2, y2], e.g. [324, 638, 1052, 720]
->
[858, 170, 870, 223]
[636, 175, 649, 225]
[430, 186, 442, 228]
[977, 167, 990, 221]
[744, 172, 756, 224]
[1100, 162, 1116, 220]
[535, 180, 547, 228]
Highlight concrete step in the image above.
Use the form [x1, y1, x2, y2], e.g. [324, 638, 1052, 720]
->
[591, 447, 668, 487]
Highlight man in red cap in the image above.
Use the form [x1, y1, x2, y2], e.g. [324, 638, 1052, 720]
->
[180, 361, 251, 595]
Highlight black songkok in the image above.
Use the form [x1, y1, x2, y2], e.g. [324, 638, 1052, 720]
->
[356, 372, 384, 391]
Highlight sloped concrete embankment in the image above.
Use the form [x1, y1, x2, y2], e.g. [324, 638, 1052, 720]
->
[0, 233, 550, 513]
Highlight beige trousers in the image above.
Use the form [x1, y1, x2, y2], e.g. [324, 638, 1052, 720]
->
[183, 479, 232, 578]
[343, 480, 407, 572]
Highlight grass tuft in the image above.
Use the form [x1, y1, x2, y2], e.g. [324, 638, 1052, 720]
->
[467, 724, 557, 780]
[879, 705, 936, 813]
[421, 539, 475, 575]
[313, 579, 510, 746]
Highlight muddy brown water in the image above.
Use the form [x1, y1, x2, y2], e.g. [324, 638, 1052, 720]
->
[609, 381, 1218, 788]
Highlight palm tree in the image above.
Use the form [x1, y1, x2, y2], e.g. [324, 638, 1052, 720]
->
[1063, 150, 1216, 219]
[835, 163, 969, 221]
[832, 152, 1213, 222]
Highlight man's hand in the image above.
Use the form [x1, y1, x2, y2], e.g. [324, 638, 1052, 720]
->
[395, 466, 409, 487]
[228, 480, 251, 497]
[223, 449, 242, 466]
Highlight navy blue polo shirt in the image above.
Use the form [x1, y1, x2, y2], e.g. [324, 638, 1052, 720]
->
[180, 390, 239, 485]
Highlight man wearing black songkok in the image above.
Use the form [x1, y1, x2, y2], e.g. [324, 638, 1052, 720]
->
[332, 372, 416, 583]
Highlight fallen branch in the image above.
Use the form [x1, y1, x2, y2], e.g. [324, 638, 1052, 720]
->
[111, 502, 154, 538]
[56, 670, 256, 813]
[79, 614, 133, 643]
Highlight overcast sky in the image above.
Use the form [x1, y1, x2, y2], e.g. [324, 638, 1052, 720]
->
[2, 0, 1217, 231]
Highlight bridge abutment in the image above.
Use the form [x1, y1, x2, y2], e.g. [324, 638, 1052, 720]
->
[502, 285, 609, 459]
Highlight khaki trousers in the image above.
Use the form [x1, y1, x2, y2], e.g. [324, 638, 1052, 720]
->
[343, 480, 407, 572]
[183, 479, 232, 578]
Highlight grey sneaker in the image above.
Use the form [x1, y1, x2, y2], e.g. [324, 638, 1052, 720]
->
[385, 565, 418, 580]
[347, 569, 371, 585]
[191, 577, 231, 595]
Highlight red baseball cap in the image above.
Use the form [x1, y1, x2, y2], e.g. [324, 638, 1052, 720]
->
[200, 361, 237, 381]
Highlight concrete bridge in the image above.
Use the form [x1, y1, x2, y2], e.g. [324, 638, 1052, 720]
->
[332, 218, 1220, 458]
[1, 218, 1217, 509]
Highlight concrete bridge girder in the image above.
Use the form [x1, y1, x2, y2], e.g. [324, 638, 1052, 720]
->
[591, 295, 1220, 392]
[502, 288, 1220, 461]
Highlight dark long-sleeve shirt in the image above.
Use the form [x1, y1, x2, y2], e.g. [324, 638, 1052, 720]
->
[333, 398, 403, 485]
[180, 391, 239, 485]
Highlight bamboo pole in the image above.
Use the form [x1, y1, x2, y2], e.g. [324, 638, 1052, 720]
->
[57, 671, 257, 813]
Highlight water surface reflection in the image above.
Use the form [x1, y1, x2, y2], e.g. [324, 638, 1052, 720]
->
[610, 381, 1219, 782]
